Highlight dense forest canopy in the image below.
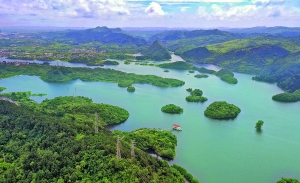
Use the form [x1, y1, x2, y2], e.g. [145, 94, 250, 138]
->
[0, 101, 193, 182]
[204, 101, 241, 119]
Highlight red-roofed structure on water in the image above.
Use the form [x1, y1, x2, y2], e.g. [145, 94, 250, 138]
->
[172, 124, 182, 131]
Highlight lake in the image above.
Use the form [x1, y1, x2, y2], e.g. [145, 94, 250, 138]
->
[1, 58, 300, 183]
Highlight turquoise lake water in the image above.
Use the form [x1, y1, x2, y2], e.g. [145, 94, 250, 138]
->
[1, 58, 300, 183]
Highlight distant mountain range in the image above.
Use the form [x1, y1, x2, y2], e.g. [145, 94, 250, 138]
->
[65, 26, 147, 46]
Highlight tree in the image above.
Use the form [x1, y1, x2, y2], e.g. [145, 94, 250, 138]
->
[255, 120, 264, 130]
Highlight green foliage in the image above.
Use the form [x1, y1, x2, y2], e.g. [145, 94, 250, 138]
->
[215, 69, 238, 84]
[36, 96, 129, 125]
[181, 47, 213, 61]
[103, 60, 119, 65]
[194, 74, 209, 78]
[185, 96, 208, 103]
[118, 80, 133, 87]
[140, 40, 171, 61]
[31, 93, 47, 97]
[164, 70, 169, 72]
[0, 64, 185, 87]
[186, 88, 208, 102]
[127, 86, 135, 92]
[277, 178, 300, 183]
[161, 104, 183, 114]
[190, 89, 203, 96]
[204, 101, 241, 119]
[0, 87, 6, 92]
[189, 70, 195, 73]
[215, 68, 234, 77]
[112, 128, 178, 159]
[171, 164, 200, 183]
[0, 101, 186, 182]
[255, 120, 264, 130]
[221, 74, 238, 84]
[196, 67, 216, 74]
[65, 26, 147, 46]
[124, 60, 131, 64]
[158, 61, 193, 70]
[186, 88, 193, 92]
[272, 90, 300, 102]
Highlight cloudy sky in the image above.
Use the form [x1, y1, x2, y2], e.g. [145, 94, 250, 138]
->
[0, 0, 300, 28]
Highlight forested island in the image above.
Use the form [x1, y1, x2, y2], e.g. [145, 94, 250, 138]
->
[0, 63, 185, 87]
[204, 101, 241, 119]
[127, 86, 135, 92]
[161, 104, 184, 114]
[186, 88, 208, 102]
[194, 74, 209, 78]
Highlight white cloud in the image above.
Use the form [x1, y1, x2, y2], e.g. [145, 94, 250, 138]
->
[0, 0, 130, 19]
[128, 0, 245, 2]
[180, 6, 190, 12]
[145, 2, 165, 16]
[196, 2, 292, 21]
[252, 0, 285, 5]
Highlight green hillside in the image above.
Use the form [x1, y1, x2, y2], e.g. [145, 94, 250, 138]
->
[140, 40, 171, 61]
[0, 99, 196, 182]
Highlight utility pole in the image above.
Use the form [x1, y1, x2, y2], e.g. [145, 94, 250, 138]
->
[2, 154, 5, 162]
[95, 112, 99, 133]
[116, 136, 121, 160]
[131, 140, 135, 158]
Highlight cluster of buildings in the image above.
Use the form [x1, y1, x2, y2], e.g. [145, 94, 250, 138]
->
[0, 61, 29, 66]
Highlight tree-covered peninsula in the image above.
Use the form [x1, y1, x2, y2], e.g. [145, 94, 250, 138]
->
[0, 63, 185, 87]
[272, 90, 300, 102]
[0, 92, 129, 126]
[215, 68, 238, 84]
[161, 104, 184, 114]
[112, 128, 177, 159]
[204, 101, 241, 119]
[0, 100, 193, 183]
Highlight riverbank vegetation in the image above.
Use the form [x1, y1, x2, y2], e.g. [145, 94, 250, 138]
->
[204, 101, 241, 119]
[272, 90, 300, 102]
[0, 64, 185, 87]
[0, 100, 191, 182]
[112, 128, 177, 159]
[186, 88, 208, 102]
[171, 164, 200, 183]
[161, 104, 183, 114]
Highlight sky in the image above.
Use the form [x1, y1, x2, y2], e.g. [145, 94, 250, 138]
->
[0, 0, 300, 28]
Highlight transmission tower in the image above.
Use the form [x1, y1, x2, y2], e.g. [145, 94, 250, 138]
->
[116, 136, 121, 160]
[131, 140, 135, 158]
[95, 112, 99, 133]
